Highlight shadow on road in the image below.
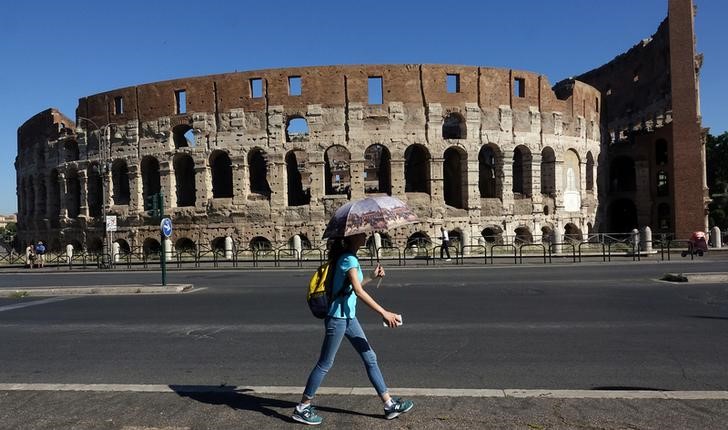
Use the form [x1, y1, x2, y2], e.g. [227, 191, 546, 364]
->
[169, 385, 381, 423]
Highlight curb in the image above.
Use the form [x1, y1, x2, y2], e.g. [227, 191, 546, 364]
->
[659, 272, 728, 284]
[0, 284, 194, 297]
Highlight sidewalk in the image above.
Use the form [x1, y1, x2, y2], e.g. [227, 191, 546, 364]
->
[1, 387, 727, 429]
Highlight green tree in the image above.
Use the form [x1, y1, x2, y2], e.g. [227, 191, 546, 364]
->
[707, 132, 728, 229]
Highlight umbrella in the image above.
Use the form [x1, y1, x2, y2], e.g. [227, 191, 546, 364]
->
[322, 196, 418, 239]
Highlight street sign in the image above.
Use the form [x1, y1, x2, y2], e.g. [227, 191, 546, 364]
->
[106, 215, 117, 232]
[160, 217, 173, 238]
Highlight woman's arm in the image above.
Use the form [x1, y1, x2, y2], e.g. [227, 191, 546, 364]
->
[348, 266, 400, 327]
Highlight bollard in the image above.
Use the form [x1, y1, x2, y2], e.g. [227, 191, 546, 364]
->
[553, 227, 563, 254]
[65, 244, 73, 264]
[711, 226, 722, 249]
[225, 236, 233, 259]
[374, 232, 382, 259]
[164, 238, 172, 262]
[293, 234, 302, 259]
[642, 226, 653, 253]
[112, 242, 120, 263]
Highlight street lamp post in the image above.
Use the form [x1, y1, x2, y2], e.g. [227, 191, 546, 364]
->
[76, 117, 118, 263]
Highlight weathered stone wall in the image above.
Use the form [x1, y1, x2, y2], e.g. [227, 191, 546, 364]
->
[17, 64, 604, 252]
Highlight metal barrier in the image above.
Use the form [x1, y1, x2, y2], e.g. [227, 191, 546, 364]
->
[548, 242, 577, 263]
[490, 244, 517, 264]
[430, 245, 460, 265]
[606, 241, 640, 262]
[403, 245, 431, 266]
[666, 239, 694, 261]
[374, 246, 402, 266]
[301, 248, 325, 265]
[460, 245, 487, 265]
[577, 242, 606, 262]
[519, 244, 547, 264]
[277, 248, 302, 267]
[253, 249, 277, 267]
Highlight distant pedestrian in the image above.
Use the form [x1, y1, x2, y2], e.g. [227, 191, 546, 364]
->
[24, 242, 36, 268]
[440, 226, 451, 261]
[293, 233, 413, 425]
[34, 241, 46, 268]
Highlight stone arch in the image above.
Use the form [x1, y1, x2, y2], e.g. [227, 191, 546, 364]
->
[248, 148, 272, 198]
[514, 226, 533, 244]
[563, 149, 581, 212]
[404, 144, 431, 194]
[657, 202, 671, 231]
[481, 226, 503, 244]
[175, 237, 196, 252]
[442, 112, 466, 140]
[87, 163, 103, 218]
[210, 150, 233, 198]
[479, 144, 501, 199]
[114, 239, 131, 255]
[540, 147, 556, 197]
[173, 124, 195, 148]
[173, 153, 196, 207]
[564, 223, 583, 242]
[143, 237, 161, 255]
[541, 225, 554, 244]
[211, 236, 227, 251]
[324, 145, 351, 196]
[48, 169, 61, 220]
[285, 149, 310, 206]
[287, 234, 313, 250]
[87, 237, 104, 253]
[112, 159, 130, 205]
[64, 140, 79, 162]
[406, 231, 432, 248]
[250, 236, 273, 250]
[66, 169, 81, 218]
[608, 199, 638, 232]
[610, 156, 636, 192]
[286, 117, 309, 142]
[586, 151, 595, 191]
[364, 144, 391, 195]
[512, 145, 532, 197]
[443, 146, 467, 209]
[141, 156, 161, 208]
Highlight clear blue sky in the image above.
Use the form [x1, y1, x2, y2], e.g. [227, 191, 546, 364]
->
[1, 0, 725, 215]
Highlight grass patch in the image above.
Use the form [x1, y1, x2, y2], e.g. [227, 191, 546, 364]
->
[9, 291, 29, 299]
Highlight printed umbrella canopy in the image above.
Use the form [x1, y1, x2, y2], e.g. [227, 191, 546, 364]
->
[322, 196, 419, 239]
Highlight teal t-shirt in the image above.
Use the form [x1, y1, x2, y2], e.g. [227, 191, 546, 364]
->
[328, 253, 362, 319]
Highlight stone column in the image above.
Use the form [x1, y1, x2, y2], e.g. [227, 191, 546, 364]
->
[78, 169, 89, 218]
[58, 172, 68, 218]
[159, 160, 174, 209]
[466, 157, 480, 212]
[431, 157, 445, 206]
[501, 149, 514, 214]
[642, 226, 653, 252]
[128, 164, 143, 214]
[349, 156, 365, 200]
[194, 163, 210, 211]
[390, 159, 405, 197]
[231, 160, 246, 206]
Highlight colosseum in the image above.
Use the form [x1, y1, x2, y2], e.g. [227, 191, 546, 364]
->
[15, 0, 707, 257]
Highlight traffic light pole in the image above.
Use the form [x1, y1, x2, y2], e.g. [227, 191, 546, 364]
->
[158, 192, 167, 286]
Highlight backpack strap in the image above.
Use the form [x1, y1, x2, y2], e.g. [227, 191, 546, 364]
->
[326, 252, 355, 300]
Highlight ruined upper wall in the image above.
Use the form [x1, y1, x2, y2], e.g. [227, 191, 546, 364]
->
[17, 108, 74, 151]
[73, 64, 597, 131]
[575, 19, 672, 137]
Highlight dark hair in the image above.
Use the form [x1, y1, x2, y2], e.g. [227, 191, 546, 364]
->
[327, 235, 362, 263]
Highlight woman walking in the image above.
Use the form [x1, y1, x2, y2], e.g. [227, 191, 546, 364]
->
[293, 232, 414, 425]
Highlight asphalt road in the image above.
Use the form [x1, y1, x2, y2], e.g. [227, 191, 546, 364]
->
[1, 259, 727, 392]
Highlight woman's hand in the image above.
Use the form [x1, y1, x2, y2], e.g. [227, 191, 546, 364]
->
[371, 264, 385, 280]
[382, 311, 400, 328]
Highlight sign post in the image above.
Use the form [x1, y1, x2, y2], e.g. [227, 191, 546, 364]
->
[158, 193, 170, 286]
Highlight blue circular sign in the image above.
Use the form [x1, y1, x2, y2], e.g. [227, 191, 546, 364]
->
[161, 218, 173, 238]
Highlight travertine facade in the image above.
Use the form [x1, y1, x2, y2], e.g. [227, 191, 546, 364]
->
[15, 0, 706, 253]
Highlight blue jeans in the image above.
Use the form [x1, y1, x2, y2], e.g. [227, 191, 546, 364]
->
[303, 316, 388, 399]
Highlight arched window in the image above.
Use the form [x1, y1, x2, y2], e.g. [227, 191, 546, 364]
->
[173, 124, 195, 148]
[112, 160, 130, 205]
[250, 236, 273, 250]
[406, 232, 432, 248]
[66, 170, 81, 218]
[364, 144, 391, 195]
[514, 226, 533, 244]
[586, 152, 595, 191]
[609, 156, 636, 192]
[657, 171, 669, 196]
[286, 117, 309, 142]
[404, 144, 430, 194]
[540, 147, 556, 197]
[248, 148, 271, 198]
[143, 237, 161, 255]
[479, 145, 500, 198]
[286, 150, 310, 206]
[655, 139, 668, 165]
[564, 223, 583, 242]
[114, 239, 131, 255]
[175, 237, 196, 253]
[442, 113, 466, 139]
[87, 164, 103, 217]
[481, 226, 503, 244]
[173, 154, 196, 207]
[141, 156, 161, 209]
[443, 147, 467, 209]
[210, 150, 233, 198]
[324, 145, 351, 196]
[512, 146, 532, 197]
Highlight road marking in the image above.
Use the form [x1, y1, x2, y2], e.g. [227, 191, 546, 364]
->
[0, 383, 726, 400]
[0, 297, 73, 313]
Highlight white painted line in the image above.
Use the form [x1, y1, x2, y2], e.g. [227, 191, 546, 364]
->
[0, 384, 726, 400]
[0, 297, 73, 313]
